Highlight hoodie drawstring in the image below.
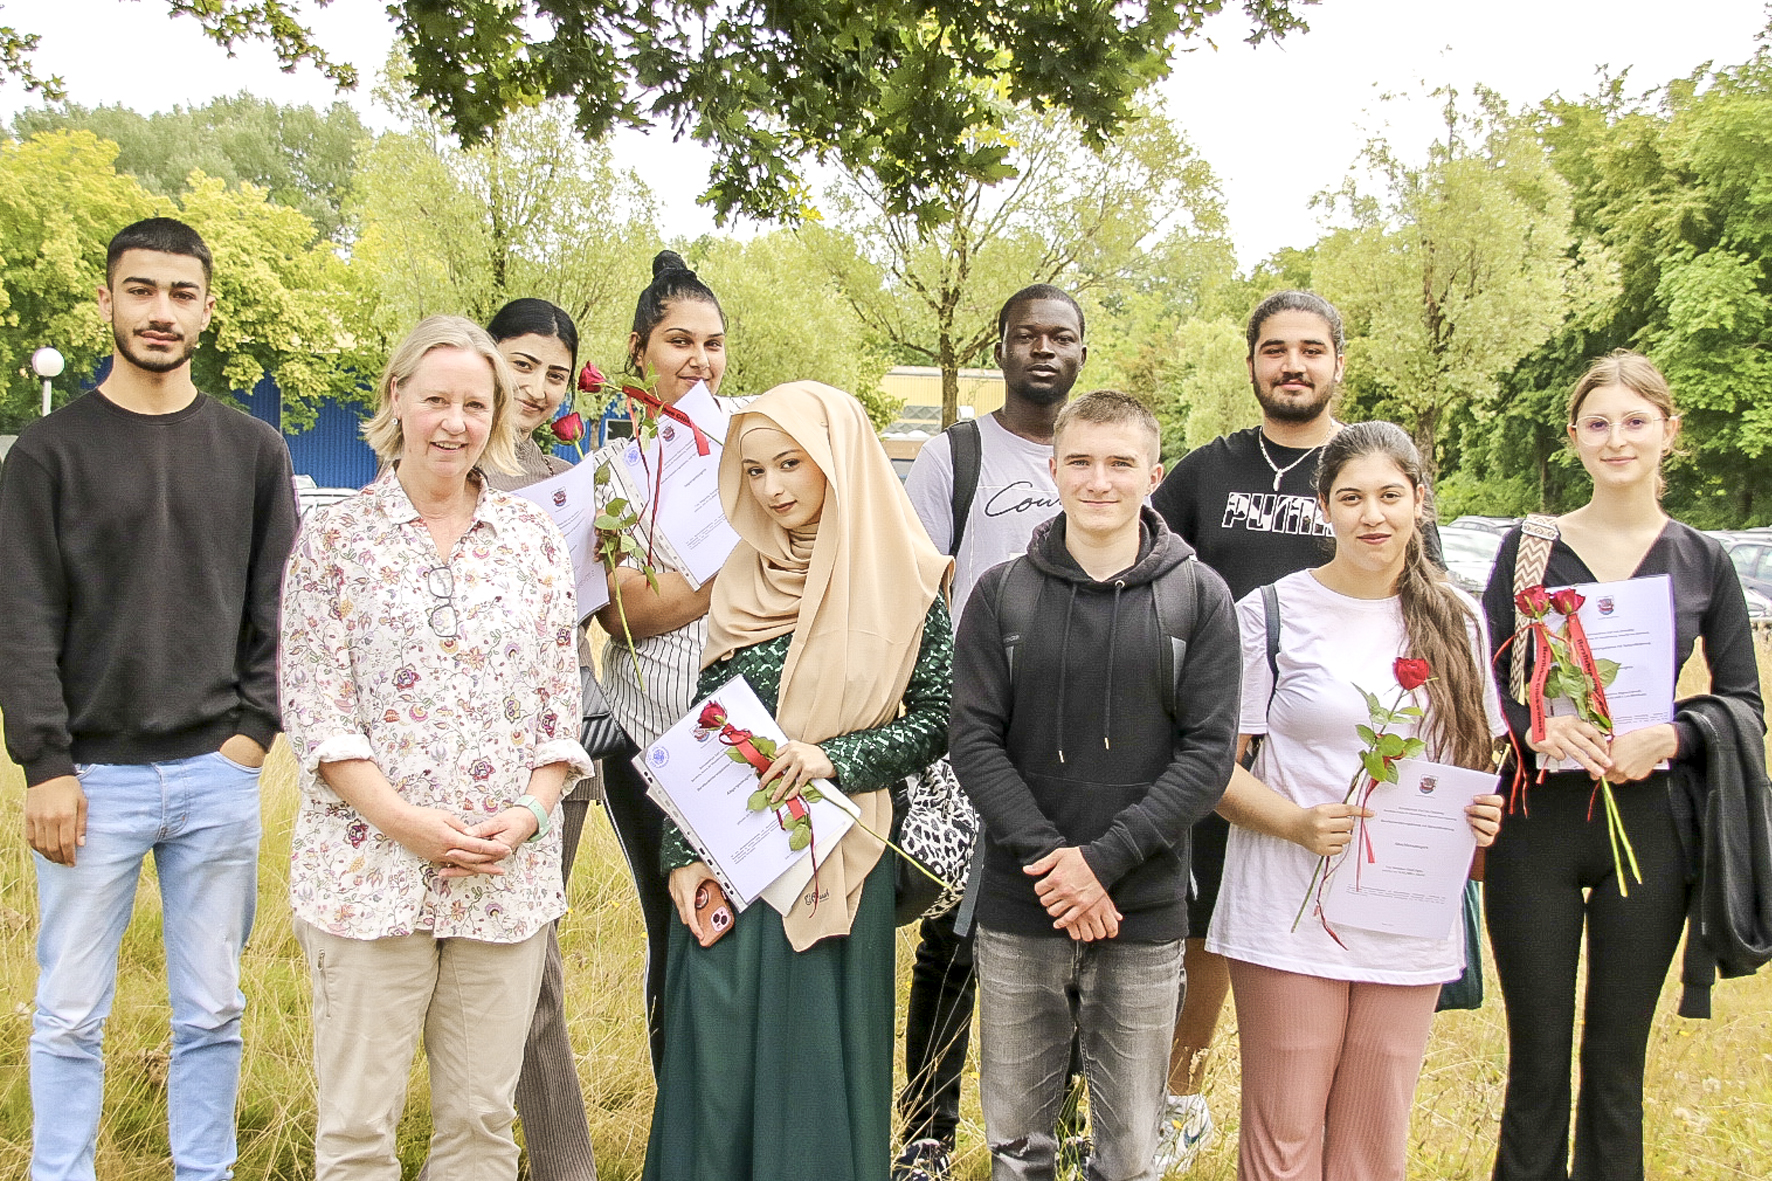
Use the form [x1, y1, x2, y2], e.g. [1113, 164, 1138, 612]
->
[1104, 580, 1124, 750]
[1056, 584, 1078, 763]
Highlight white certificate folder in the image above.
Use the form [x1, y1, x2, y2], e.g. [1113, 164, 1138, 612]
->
[635, 674, 855, 913]
[1320, 757, 1494, 941]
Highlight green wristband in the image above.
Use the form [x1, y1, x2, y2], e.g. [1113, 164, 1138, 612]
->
[517, 794, 551, 843]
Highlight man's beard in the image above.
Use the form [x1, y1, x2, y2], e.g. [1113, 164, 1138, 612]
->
[114, 324, 198, 374]
[1253, 377, 1335, 424]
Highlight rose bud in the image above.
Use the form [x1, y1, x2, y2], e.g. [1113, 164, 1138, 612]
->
[1549, 588, 1585, 616]
[1393, 657, 1433, 691]
[578, 363, 607, 393]
[551, 411, 585, 444]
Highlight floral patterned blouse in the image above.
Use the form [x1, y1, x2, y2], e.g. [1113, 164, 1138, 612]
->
[280, 468, 593, 942]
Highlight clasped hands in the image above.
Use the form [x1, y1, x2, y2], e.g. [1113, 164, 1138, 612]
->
[388, 802, 538, 879]
[1025, 847, 1121, 942]
[1526, 715, 1677, 784]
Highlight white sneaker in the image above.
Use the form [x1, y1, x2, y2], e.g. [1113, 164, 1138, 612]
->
[1152, 1093, 1213, 1176]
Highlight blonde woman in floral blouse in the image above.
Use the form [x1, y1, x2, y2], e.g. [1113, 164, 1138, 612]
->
[280, 315, 593, 1180]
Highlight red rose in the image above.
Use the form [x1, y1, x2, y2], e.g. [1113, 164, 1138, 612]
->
[1514, 585, 1551, 617]
[551, 411, 585, 444]
[698, 702, 726, 731]
[1549, 588, 1585, 616]
[1393, 657, 1432, 691]
[578, 363, 607, 393]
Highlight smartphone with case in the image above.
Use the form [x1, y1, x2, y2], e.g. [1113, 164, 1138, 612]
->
[693, 880, 734, 947]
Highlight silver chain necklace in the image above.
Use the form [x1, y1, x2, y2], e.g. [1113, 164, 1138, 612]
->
[1256, 432, 1321, 492]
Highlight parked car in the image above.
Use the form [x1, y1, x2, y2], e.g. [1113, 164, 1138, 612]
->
[1705, 531, 1772, 601]
[1438, 524, 1504, 596]
[1449, 514, 1521, 536]
[293, 474, 359, 523]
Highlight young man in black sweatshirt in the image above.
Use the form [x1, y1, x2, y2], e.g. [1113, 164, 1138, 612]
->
[0, 217, 297, 1180]
[951, 390, 1240, 1181]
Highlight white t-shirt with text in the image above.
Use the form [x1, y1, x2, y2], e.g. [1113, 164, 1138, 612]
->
[904, 412, 1061, 616]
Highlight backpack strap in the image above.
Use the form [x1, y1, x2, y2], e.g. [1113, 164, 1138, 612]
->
[947, 417, 984, 559]
[992, 555, 1040, 690]
[1260, 581, 1281, 715]
[1509, 514, 1561, 701]
[1148, 558, 1201, 717]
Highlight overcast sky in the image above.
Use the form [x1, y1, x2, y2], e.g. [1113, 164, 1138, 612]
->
[0, 0, 1764, 266]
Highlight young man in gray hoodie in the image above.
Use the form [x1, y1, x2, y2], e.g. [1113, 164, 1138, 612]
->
[951, 390, 1240, 1180]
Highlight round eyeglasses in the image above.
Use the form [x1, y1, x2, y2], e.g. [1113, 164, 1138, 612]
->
[1571, 413, 1675, 443]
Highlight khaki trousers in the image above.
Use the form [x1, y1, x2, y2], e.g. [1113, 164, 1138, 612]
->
[294, 919, 549, 1181]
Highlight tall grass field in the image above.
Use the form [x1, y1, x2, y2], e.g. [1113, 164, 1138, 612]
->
[2, 642, 1770, 1177]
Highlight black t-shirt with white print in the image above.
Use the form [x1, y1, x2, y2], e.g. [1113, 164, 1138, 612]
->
[1152, 426, 1332, 602]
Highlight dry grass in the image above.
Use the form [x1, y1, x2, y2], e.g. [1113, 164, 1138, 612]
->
[2, 639, 1771, 1178]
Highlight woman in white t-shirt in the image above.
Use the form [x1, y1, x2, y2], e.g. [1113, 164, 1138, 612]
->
[1207, 421, 1505, 1180]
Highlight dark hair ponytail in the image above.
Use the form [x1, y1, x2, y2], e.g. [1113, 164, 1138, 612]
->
[1315, 422, 1494, 770]
[486, 298, 579, 367]
[629, 250, 724, 375]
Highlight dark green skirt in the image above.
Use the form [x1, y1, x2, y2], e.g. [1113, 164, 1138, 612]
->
[642, 856, 896, 1181]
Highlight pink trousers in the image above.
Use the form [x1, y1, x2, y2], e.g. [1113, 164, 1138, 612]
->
[1230, 959, 1442, 1181]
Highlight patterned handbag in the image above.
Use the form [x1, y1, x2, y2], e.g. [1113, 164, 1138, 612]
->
[891, 756, 981, 926]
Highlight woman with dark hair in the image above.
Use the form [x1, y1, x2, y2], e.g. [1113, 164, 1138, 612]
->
[1207, 421, 1506, 1180]
[1481, 352, 1762, 1181]
[642, 380, 952, 1181]
[483, 297, 580, 492]
[451, 296, 600, 1181]
[588, 250, 730, 1070]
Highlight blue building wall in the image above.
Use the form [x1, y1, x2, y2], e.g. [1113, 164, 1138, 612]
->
[242, 375, 378, 489]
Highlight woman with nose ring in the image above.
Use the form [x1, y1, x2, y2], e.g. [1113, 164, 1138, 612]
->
[586, 250, 732, 1072]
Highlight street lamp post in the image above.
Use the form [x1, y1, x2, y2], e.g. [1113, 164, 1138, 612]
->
[31, 346, 64, 417]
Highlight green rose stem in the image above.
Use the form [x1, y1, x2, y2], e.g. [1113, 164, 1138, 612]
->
[1290, 676, 1429, 936]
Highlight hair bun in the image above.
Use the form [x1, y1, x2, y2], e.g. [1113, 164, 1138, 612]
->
[652, 249, 693, 279]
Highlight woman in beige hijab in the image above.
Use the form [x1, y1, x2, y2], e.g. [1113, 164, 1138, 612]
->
[642, 381, 953, 1181]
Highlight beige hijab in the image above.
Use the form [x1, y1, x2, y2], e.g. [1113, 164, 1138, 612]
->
[705, 380, 950, 949]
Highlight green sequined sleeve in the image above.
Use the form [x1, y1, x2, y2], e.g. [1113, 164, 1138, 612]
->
[820, 596, 953, 791]
[660, 596, 954, 873]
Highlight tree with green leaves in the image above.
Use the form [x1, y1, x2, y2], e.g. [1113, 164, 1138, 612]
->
[0, 129, 370, 433]
[1311, 86, 1586, 480]
[12, 95, 368, 243]
[686, 232, 898, 429]
[349, 69, 658, 366]
[0, 0, 1308, 226]
[802, 102, 1227, 427]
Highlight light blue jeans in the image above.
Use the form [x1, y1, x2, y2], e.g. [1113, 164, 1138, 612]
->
[30, 752, 262, 1181]
[975, 926, 1184, 1181]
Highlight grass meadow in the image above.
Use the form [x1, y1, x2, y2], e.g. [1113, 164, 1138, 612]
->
[2, 641, 1771, 1177]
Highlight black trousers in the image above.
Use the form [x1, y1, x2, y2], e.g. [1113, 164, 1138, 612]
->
[1484, 773, 1688, 1181]
[900, 906, 977, 1146]
[602, 745, 674, 1076]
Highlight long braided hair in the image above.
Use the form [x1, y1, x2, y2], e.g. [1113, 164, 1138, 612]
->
[1316, 422, 1494, 770]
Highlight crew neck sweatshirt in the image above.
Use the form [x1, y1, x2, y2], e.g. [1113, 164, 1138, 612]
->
[0, 390, 298, 784]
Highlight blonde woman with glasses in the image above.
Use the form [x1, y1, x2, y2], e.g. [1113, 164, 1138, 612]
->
[280, 315, 593, 1179]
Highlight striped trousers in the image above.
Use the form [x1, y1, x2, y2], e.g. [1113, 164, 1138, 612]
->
[1229, 960, 1441, 1181]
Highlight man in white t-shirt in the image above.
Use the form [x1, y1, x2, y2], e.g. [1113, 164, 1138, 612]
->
[894, 284, 1086, 1181]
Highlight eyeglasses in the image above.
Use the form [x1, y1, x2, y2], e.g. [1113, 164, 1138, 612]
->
[1572, 413, 1675, 442]
[424, 565, 457, 638]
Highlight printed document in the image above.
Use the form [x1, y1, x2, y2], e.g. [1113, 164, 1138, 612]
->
[1321, 758, 1494, 940]
[635, 674, 855, 913]
[1538, 573, 1676, 773]
[508, 460, 611, 618]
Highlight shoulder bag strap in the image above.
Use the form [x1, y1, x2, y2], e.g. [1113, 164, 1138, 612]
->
[1509, 514, 1561, 701]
